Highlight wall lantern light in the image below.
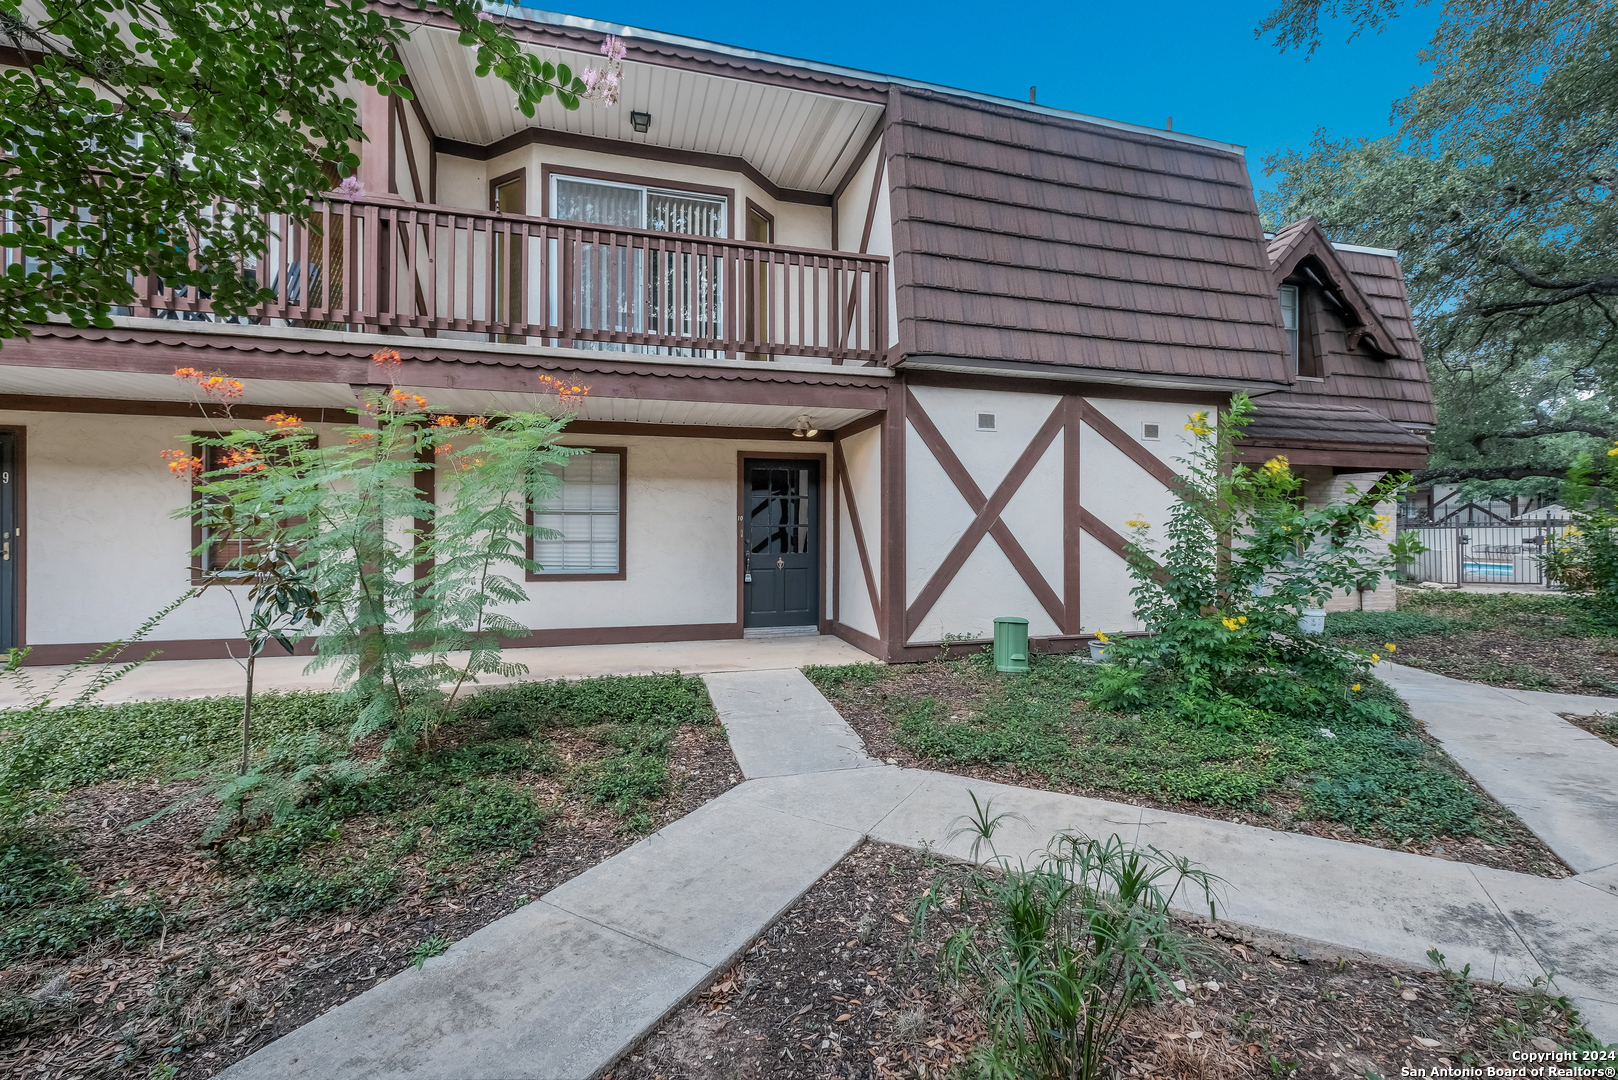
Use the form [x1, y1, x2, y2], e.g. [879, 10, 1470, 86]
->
[630, 111, 652, 133]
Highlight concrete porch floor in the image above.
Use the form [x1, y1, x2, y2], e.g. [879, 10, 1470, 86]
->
[0, 635, 882, 707]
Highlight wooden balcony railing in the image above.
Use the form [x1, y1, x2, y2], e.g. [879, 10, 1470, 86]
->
[133, 197, 891, 366]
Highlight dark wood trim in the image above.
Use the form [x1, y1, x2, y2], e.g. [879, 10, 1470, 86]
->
[0, 425, 27, 650]
[832, 441, 881, 630]
[0, 332, 895, 412]
[498, 621, 739, 649]
[858, 136, 886, 255]
[0, 394, 360, 423]
[1076, 507, 1134, 565]
[1234, 445, 1429, 468]
[393, 94, 426, 203]
[833, 123, 887, 206]
[881, 382, 906, 655]
[735, 450, 830, 632]
[442, 126, 833, 207]
[526, 446, 628, 582]
[829, 620, 883, 660]
[902, 390, 1067, 636]
[414, 446, 434, 583]
[1062, 396, 1082, 636]
[18, 622, 742, 666]
[489, 167, 528, 213]
[565, 420, 833, 442]
[744, 199, 775, 238]
[832, 444, 841, 625]
[387, 84, 398, 196]
[1075, 399, 1181, 490]
[830, 412, 884, 441]
[900, 369, 1232, 406]
[541, 164, 736, 240]
[188, 429, 210, 586]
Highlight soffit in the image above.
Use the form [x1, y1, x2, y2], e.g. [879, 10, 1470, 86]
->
[396, 25, 884, 196]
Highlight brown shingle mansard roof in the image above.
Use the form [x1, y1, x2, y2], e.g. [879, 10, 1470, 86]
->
[886, 87, 1294, 385]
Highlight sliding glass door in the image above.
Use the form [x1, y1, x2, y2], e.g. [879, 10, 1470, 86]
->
[551, 175, 727, 355]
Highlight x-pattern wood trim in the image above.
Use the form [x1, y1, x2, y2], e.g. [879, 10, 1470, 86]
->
[1074, 399, 1181, 490]
[833, 441, 882, 629]
[904, 390, 1067, 637]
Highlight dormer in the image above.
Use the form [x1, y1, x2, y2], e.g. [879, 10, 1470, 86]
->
[1267, 217, 1409, 378]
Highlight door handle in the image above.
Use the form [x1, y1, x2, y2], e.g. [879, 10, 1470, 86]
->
[3, 541, 9, 561]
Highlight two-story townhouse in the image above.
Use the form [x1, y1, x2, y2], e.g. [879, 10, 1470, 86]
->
[0, 4, 1433, 665]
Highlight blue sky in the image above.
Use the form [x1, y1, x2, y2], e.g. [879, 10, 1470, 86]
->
[524, 0, 1441, 196]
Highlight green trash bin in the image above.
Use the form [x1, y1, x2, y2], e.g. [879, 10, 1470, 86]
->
[992, 616, 1030, 674]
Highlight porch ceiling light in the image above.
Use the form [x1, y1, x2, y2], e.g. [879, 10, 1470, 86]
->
[630, 111, 652, 133]
[792, 414, 818, 438]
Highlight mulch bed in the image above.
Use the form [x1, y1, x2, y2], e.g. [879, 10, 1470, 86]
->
[1390, 629, 1618, 696]
[617, 842, 1604, 1080]
[1561, 712, 1618, 749]
[827, 664, 1569, 880]
[0, 727, 739, 1080]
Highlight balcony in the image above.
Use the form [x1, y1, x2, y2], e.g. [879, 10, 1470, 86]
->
[133, 197, 891, 367]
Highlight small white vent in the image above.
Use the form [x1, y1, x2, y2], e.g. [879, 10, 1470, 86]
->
[976, 412, 997, 431]
[1141, 422, 1162, 441]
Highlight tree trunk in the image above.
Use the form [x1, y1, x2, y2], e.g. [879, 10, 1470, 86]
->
[239, 651, 256, 777]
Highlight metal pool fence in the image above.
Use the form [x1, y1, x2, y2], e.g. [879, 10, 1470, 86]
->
[1399, 521, 1574, 585]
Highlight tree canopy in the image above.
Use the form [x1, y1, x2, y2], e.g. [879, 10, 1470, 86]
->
[0, 0, 615, 341]
[1259, 0, 1617, 492]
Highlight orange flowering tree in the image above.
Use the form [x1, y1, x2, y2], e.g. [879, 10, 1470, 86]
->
[173, 352, 586, 776]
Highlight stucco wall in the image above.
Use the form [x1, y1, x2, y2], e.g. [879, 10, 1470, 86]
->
[2, 411, 832, 648]
[900, 386, 1197, 646]
[432, 144, 833, 250]
[835, 424, 881, 639]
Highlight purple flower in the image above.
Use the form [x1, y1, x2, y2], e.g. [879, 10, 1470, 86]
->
[582, 66, 600, 90]
[600, 34, 626, 62]
[336, 175, 365, 200]
[476, 9, 495, 20]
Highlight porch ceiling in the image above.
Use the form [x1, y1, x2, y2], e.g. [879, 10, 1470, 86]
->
[395, 23, 884, 195]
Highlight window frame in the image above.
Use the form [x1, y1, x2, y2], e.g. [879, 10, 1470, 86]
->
[526, 446, 628, 583]
[540, 165, 735, 239]
[188, 432, 313, 585]
[1278, 283, 1301, 375]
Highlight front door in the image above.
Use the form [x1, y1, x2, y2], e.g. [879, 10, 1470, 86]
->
[743, 459, 819, 628]
[0, 431, 18, 651]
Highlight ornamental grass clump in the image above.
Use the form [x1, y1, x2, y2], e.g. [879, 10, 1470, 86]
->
[927, 795, 1220, 1080]
[1099, 394, 1421, 730]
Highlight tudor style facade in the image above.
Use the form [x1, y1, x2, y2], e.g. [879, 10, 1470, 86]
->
[0, 5, 1432, 664]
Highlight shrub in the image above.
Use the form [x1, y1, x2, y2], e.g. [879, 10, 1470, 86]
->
[1107, 394, 1408, 727]
[0, 831, 87, 914]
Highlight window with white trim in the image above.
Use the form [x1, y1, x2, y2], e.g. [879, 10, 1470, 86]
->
[531, 450, 624, 578]
[1279, 284, 1300, 373]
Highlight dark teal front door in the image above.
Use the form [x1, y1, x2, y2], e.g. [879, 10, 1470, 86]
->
[743, 459, 819, 628]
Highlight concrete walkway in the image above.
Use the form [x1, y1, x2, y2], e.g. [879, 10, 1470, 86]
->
[0, 635, 879, 707]
[222, 666, 1618, 1080]
[1379, 663, 1618, 875]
